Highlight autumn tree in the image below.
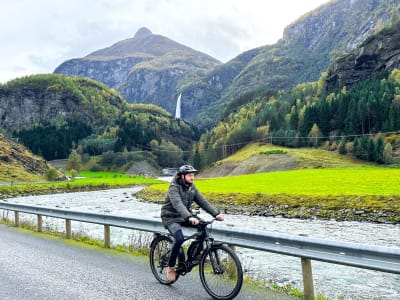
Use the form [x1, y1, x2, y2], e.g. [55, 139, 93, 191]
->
[66, 149, 82, 172]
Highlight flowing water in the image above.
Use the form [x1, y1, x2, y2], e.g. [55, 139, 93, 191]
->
[1, 187, 399, 300]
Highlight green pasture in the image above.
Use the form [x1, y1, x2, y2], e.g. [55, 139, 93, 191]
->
[0, 172, 160, 199]
[137, 167, 400, 215]
[148, 167, 400, 196]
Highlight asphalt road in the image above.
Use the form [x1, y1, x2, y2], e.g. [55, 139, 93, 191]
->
[0, 224, 299, 300]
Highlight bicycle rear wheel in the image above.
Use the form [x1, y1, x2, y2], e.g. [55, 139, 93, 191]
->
[149, 235, 179, 284]
[199, 244, 243, 300]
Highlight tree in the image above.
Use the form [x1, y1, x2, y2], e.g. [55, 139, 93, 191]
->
[154, 140, 183, 167]
[374, 137, 384, 164]
[193, 149, 201, 170]
[307, 123, 322, 147]
[46, 167, 58, 181]
[66, 149, 82, 172]
[338, 140, 347, 155]
[123, 147, 129, 163]
[383, 143, 393, 164]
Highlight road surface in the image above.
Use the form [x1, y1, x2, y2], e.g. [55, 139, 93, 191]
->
[0, 224, 299, 299]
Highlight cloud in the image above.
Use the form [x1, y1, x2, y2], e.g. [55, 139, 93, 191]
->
[0, 0, 329, 83]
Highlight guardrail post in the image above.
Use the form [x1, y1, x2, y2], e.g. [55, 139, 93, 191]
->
[14, 211, 19, 227]
[66, 219, 71, 239]
[37, 215, 43, 232]
[299, 234, 315, 300]
[104, 225, 111, 248]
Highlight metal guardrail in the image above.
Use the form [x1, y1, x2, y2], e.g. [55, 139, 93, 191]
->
[1, 200, 399, 299]
[1, 201, 399, 274]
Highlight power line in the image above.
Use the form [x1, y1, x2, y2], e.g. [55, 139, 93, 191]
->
[126, 130, 400, 154]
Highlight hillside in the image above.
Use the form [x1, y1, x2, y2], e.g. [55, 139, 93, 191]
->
[184, 0, 400, 127]
[0, 74, 125, 130]
[54, 27, 221, 116]
[195, 13, 400, 168]
[0, 74, 201, 163]
[199, 143, 376, 177]
[0, 134, 51, 182]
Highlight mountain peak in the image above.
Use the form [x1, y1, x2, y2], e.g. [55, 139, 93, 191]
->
[134, 27, 152, 40]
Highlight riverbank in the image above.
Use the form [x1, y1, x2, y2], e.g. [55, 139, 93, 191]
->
[135, 187, 400, 224]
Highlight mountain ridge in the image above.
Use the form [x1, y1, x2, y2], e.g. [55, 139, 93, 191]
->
[54, 28, 220, 115]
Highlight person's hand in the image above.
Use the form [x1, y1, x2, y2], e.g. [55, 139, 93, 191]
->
[215, 214, 224, 221]
[189, 217, 200, 225]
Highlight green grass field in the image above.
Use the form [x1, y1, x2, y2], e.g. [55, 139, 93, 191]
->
[0, 172, 160, 199]
[137, 167, 400, 216]
[147, 167, 400, 196]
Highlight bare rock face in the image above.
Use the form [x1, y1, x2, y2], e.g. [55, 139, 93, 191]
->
[0, 75, 124, 131]
[326, 22, 400, 90]
[0, 89, 81, 130]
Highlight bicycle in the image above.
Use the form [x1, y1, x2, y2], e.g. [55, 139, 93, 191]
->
[149, 218, 243, 300]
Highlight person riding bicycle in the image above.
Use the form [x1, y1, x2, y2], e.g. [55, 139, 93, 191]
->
[161, 164, 224, 282]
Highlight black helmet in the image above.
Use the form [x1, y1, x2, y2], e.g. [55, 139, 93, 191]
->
[178, 165, 198, 174]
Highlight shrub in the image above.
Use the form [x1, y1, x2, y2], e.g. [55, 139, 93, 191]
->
[338, 140, 347, 155]
[46, 168, 58, 181]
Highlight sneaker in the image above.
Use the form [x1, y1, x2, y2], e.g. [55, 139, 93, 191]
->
[166, 266, 176, 282]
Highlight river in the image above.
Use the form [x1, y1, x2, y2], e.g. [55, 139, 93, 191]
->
[1, 187, 399, 300]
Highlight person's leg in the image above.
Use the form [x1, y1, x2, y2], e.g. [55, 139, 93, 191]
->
[166, 222, 185, 281]
[167, 223, 185, 267]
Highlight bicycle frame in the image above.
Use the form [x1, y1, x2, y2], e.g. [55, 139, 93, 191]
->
[150, 218, 244, 299]
[173, 220, 216, 275]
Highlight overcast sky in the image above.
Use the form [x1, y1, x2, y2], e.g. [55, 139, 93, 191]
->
[0, 0, 329, 83]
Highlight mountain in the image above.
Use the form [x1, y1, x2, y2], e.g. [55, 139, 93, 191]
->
[53, 1, 399, 128]
[195, 18, 400, 168]
[183, 0, 400, 127]
[54, 27, 221, 115]
[0, 133, 51, 182]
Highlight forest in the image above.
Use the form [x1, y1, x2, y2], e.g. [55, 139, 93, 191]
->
[194, 69, 400, 168]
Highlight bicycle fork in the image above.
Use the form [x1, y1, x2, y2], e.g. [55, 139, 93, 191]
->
[208, 248, 224, 275]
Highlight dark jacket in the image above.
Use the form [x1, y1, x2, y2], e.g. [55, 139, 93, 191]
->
[161, 175, 219, 227]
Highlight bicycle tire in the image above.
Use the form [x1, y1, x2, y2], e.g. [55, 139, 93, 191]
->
[149, 235, 180, 285]
[199, 244, 243, 300]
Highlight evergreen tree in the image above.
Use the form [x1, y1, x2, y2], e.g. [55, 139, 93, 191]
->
[374, 137, 385, 163]
[338, 139, 347, 155]
[193, 149, 201, 170]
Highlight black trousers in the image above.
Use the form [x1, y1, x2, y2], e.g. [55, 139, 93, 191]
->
[167, 221, 192, 267]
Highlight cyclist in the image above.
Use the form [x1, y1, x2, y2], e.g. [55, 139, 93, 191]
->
[161, 164, 224, 282]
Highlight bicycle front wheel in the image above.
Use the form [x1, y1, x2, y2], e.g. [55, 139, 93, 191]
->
[149, 235, 179, 285]
[199, 244, 243, 300]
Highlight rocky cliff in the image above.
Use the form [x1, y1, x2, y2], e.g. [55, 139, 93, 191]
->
[326, 21, 400, 90]
[0, 74, 125, 131]
[54, 27, 221, 116]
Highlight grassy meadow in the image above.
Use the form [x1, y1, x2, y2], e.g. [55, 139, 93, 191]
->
[0, 172, 160, 199]
[140, 167, 400, 196]
[137, 166, 400, 219]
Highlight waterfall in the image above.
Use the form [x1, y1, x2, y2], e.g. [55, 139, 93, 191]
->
[175, 93, 182, 119]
